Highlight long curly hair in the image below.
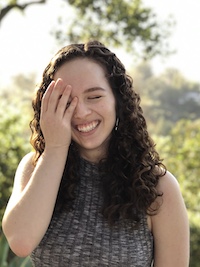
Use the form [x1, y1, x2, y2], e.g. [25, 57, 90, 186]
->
[30, 40, 166, 225]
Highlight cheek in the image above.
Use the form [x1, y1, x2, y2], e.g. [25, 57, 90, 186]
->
[104, 102, 116, 124]
[99, 101, 115, 115]
[108, 98, 116, 115]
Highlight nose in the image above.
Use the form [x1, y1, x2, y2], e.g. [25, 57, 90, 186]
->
[73, 99, 91, 119]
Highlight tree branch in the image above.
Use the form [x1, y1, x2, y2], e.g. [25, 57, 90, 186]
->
[0, 0, 46, 24]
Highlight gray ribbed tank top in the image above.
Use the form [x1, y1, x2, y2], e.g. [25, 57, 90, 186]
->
[31, 158, 154, 266]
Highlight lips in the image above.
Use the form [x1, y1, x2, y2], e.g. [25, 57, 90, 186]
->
[76, 120, 100, 133]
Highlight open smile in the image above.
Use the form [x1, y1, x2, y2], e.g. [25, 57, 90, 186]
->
[76, 120, 100, 133]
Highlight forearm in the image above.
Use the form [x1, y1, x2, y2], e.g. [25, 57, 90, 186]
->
[2, 148, 68, 256]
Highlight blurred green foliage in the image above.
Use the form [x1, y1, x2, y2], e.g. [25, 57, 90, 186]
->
[0, 107, 30, 229]
[0, 78, 33, 265]
[0, 74, 34, 230]
[154, 119, 200, 267]
[133, 63, 200, 135]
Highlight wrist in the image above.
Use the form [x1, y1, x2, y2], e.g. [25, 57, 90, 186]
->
[42, 145, 69, 158]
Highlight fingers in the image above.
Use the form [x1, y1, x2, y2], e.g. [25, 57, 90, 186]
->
[48, 79, 66, 113]
[63, 95, 78, 119]
[56, 84, 75, 117]
[41, 80, 55, 114]
[41, 78, 77, 118]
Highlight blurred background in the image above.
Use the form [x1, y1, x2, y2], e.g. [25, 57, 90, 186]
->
[0, 0, 199, 266]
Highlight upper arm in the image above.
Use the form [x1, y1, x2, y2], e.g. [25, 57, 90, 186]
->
[151, 171, 190, 267]
[7, 152, 35, 202]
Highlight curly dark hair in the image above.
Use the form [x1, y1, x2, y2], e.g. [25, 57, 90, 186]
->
[30, 40, 166, 225]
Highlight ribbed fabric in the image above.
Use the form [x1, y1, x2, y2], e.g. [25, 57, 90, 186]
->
[31, 158, 154, 266]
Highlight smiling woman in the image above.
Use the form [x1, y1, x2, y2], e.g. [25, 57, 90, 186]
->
[2, 41, 190, 267]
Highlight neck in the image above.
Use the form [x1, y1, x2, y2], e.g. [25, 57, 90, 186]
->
[79, 148, 106, 164]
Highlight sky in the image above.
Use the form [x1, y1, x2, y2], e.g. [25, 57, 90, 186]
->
[145, 0, 200, 83]
[0, 0, 200, 88]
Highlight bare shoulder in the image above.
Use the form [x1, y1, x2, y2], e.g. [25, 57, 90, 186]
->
[13, 152, 36, 193]
[151, 170, 190, 266]
[156, 170, 182, 203]
[152, 170, 188, 226]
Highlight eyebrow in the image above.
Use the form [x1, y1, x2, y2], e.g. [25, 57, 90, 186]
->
[84, 87, 106, 93]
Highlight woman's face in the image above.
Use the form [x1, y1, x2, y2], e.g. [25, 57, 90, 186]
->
[54, 58, 116, 162]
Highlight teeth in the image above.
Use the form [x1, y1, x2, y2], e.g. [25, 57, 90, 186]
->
[77, 121, 99, 133]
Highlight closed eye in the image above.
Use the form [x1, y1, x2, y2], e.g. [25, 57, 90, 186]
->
[88, 96, 102, 99]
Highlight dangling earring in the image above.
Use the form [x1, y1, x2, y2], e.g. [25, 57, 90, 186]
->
[115, 117, 119, 131]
